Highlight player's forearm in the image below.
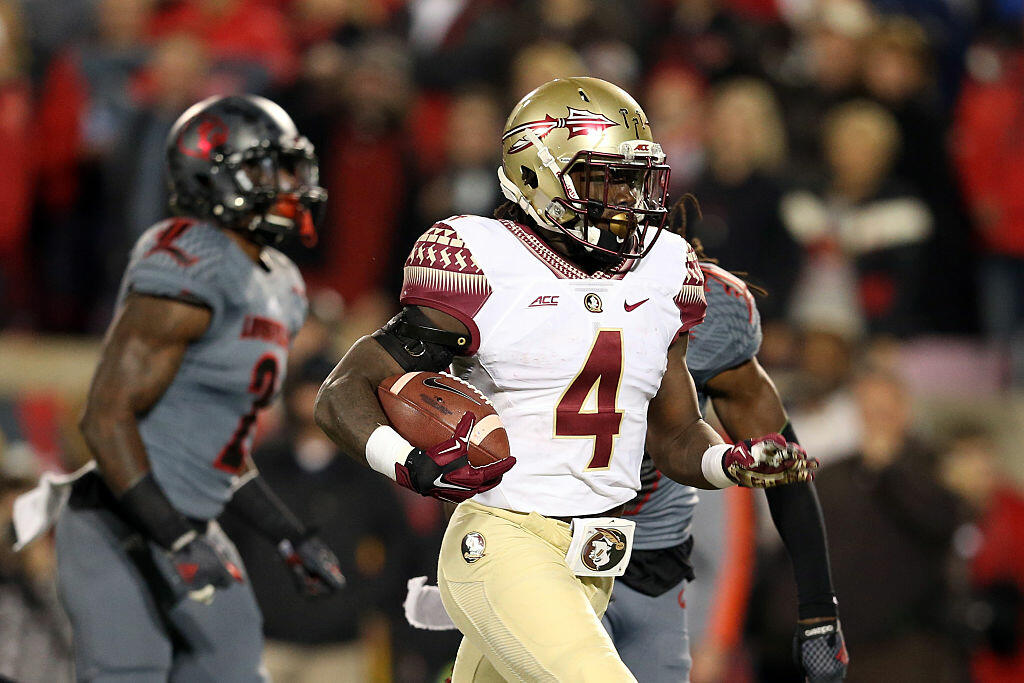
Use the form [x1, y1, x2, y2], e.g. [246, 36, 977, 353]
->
[79, 405, 153, 496]
[314, 335, 400, 464]
[79, 407, 196, 548]
[227, 471, 307, 542]
[710, 371, 837, 617]
[648, 417, 725, 489]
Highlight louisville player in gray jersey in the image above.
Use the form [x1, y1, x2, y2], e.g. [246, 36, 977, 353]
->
[56, 95, 344, 681]
[603, 227, 848, 680]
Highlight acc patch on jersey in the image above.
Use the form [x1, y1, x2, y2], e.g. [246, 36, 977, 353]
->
[462, 532, 486, 563]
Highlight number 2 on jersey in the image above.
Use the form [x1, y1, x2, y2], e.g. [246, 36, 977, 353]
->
[214, 354, 279, 474]
[555, 329, 623, 470]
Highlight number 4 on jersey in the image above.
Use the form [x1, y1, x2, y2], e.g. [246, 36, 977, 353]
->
[555, 329, 624, 470]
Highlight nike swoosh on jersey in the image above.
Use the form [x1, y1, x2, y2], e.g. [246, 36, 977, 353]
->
[624, 298, 649, 312]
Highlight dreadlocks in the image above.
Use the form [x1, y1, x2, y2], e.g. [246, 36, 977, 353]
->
[668, 194, 768, 297]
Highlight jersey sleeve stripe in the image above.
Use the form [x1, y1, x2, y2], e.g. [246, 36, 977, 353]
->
[400, 222, 492, 355]
[674, 242, 708, 337]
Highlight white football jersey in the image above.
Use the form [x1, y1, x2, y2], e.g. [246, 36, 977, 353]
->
[400, 215, 705, 516]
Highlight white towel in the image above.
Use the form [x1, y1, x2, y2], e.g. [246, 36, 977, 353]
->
[12, 461, 96, 551]
[403, 576, 457, 631]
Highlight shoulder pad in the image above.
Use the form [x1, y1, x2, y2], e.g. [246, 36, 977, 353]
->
[126, 219, 227, 311]
[686, 262, 762, 388]
[399, 221, 491, 354]
[673, 239, 707, 339]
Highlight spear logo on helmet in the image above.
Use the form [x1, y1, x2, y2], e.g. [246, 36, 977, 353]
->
[503, 108, 619, 154]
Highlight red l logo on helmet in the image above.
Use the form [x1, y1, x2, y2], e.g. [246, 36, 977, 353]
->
[179, 117, 229, 160]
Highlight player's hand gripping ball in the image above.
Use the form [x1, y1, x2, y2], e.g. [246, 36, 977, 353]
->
[723, 434, 818, 488]
[378, 372, 515, 502]
[377, 371, 510, 466]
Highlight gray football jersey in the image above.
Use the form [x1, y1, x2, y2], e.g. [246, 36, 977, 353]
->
[114, 218, 307, 519]
[625, 262, 762, 550]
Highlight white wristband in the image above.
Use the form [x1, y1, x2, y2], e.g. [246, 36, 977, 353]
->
[365, 425, 414, 482]
[700, 444, 736, 489]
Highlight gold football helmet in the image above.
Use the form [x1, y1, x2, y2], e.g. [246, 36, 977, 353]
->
[498, 77, 670, 260]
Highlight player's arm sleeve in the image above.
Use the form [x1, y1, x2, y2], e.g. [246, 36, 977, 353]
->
[397, 222, 492, 355]
[686, 264, 762, 391]
[764, 423, 838, 620]
[126, 221, 226, 319]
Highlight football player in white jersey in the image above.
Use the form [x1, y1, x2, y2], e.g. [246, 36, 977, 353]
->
[315, 77, 814, 682]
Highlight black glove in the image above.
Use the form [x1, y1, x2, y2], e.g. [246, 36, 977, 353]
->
[396, 412, 516, 503]
[278, 535, 346, 597]
[227, 475, 345, 598]
[794, 618, 849, 682]
[168, 532, 243, 602]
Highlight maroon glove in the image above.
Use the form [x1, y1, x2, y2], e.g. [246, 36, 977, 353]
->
[724, 433, 818, 488]
[395, 412, 516, 503]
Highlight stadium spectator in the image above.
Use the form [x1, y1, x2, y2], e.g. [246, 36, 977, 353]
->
[100, 34, 211, 284]
[416, 87, 503, 226]
[290, 0, 398, 51]
[686, 77, 799, 323]
[939, 424, 1024, 682]
[954, 32, 1024, 384]
[302, 36, 413, 308]
[509, 39, 586, 105]
[644, 65, 707, 196]
[755, 367, 967, 682]
[0, 0, 37, 327]
[781, 324, 863, 466]
[862, 15, 975, 333]
[816, 367, 966, 682]
[783, 99, 933, 336]
[148, 0, 298, 87]
[649, 0, 774, 84]
[778, 0, 874, 184]
[407, 0, 513, 92]
[32, 0, 160, 331]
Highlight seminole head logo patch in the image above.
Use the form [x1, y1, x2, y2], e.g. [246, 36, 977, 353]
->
[581, 527, 628, 571]
[462, 532, 486, 563]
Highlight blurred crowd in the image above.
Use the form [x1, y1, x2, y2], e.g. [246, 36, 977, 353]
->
[2, 0, 1024, 680]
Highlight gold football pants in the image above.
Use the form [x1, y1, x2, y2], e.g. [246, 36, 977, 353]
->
[438, 500, 637, 682]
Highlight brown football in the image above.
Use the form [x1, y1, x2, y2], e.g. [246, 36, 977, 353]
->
[377, 371, 510, 466]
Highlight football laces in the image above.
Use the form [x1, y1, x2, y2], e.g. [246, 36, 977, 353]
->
[439, 371, 494, 408]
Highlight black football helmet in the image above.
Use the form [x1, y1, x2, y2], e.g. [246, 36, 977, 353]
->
[166, 95, 327, 247]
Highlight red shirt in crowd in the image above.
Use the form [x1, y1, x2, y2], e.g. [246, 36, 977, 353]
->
[971, 487, 1024, 682]
[954, 52, 1024, 259]
[148, 0, 298, 84]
